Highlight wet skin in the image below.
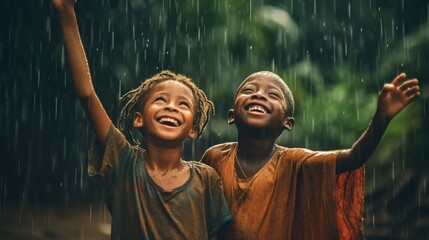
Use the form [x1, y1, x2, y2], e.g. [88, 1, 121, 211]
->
[136, 80, 196, 145]
[231, 74, 294, 139]
[134, 80, 196, 192]
[229, 74, 294, 179]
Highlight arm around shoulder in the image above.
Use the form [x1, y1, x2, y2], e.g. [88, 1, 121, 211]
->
[336, 73, 420, 174]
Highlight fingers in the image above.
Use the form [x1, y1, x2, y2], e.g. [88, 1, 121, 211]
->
[391, 72, 407, 86]
[405, 84, 421, 101]
[408, 90, 421, 102]
[380, 83, 394, 97]
[390, 73, 420, 99]
[382, 76, 420, 103]
[399, 79, 420, 97]
[399, 78, 419, 90]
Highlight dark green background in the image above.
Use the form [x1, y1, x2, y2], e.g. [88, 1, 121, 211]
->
[1, 0, 428, 238]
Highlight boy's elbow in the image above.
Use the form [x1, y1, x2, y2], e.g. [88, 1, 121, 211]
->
[76, 86, 97, 101]
[78, 90, 100, 110]
[336, 149, 365, 174]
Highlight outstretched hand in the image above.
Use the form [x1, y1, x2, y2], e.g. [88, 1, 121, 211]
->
[377, 73, 420, 119]
[52, 0, 75, 13]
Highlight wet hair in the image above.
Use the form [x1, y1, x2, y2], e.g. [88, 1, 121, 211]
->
[234, 71, 295, 117]
[119, 70, 214, 145]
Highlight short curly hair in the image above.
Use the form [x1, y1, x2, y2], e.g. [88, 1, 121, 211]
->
[119, 70, 214, 145]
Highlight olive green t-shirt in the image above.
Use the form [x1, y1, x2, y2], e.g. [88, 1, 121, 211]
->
[89, 125, 232, 240]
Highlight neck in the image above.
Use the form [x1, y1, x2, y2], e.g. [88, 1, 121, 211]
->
[145, 141, 184, 170]
[236, 136, 277, 164]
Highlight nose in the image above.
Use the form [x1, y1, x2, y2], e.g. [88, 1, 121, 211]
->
[164, 101, 179, 112]
[250, 90, 267, 101]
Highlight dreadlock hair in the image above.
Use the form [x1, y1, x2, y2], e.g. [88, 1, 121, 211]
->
[234, 71, 295, 117]
[119, 70, 214, 145]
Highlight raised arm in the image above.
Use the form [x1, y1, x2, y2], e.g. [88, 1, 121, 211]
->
[336, 73, 420, 174]
[53, 0, 111, 146]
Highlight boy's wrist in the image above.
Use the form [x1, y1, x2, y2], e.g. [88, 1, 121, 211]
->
[373, 110, 392, 127]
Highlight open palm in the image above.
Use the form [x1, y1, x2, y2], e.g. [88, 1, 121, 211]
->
[377, 73, 420, 119]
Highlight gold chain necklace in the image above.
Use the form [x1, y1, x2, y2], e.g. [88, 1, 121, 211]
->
[235, 152, 249, 179]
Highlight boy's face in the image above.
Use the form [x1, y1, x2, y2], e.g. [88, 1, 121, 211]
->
[230, 74, 294, 131]
[134, 80, 196, 143]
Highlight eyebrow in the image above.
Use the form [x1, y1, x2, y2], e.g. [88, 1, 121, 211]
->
[155, 92, 193, 103]
[243, 81, 283, 92]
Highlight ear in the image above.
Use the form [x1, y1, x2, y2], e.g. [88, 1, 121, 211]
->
[133, 112, 144, 128]
[187, 128, 196, 140]
[283, 116, 295, 131]
[227, 109, 235, 125]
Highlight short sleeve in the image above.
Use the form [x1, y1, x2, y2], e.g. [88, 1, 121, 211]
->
[88, 124, 134, 185]
[299, 149, 340, 168]
[291, 149, 341, 238]
[206, 168, 232, 238]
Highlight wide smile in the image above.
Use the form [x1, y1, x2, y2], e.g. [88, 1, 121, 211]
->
[244, 103, 270, 114]
[157, 116, 181, 127]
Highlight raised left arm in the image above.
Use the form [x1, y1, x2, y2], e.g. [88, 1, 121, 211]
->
[336, 73, 420, 174]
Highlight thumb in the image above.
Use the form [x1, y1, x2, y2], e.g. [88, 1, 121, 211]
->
[380, 83, 395, 96]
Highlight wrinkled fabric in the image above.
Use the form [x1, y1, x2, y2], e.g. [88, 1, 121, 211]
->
[89, 125, 232, 240]
[202, 143, 364, 240]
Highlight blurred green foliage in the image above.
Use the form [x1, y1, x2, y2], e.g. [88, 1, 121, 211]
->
[1, 1, 428, 236]
[47, 0, 428, 189]
[70, 0, 428, 162]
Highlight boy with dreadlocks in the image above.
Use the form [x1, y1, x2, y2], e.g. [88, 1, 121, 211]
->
[201, 71, 420, 239]
[53, 0, 231, 239]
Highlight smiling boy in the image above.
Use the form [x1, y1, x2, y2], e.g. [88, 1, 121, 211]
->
[202, 71, 420, 239]
[53, 0, 231, 238]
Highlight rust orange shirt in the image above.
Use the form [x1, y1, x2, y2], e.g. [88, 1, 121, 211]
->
[202, 143, 364, 240]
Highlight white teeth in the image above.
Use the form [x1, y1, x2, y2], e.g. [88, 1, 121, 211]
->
[248, 105, 267, 113]
[159, 117, 179, 126]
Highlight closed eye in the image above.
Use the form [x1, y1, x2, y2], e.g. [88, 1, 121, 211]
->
[241, 87, 255, 94]
[269, 92, 282, 99]
[179, 101, 191, 108]
[154, 96, 166, 102]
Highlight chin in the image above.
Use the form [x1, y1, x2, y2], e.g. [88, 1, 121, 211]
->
[243, 120, 271, 128]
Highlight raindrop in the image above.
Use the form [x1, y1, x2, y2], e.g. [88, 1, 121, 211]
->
[55, 97, 58, 120]
[80, 164, 84, 190]
[187, 44, 190, 61]
[63, 137, 67, 160]
[89, 204, 93, 223]
[313, 0, 316, 15]
[74, 167, 78, 187]
[424, 180, 427, 195]
[111, 31, 115, 51]
[348, 2, 351, 19]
